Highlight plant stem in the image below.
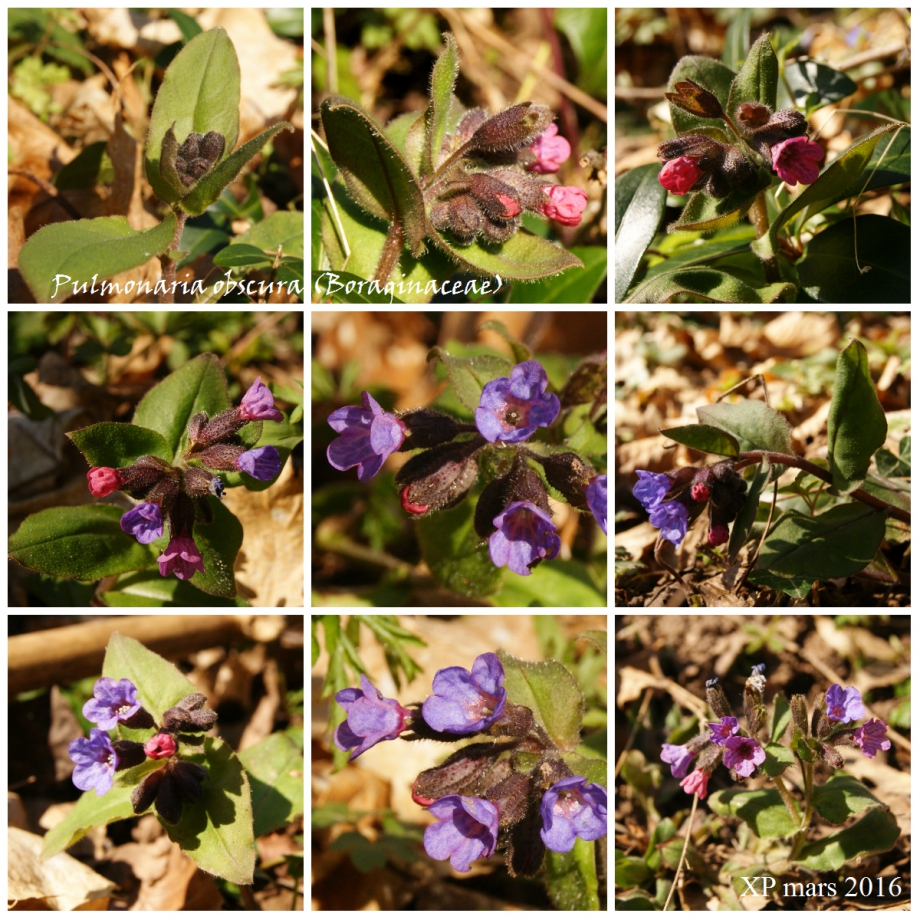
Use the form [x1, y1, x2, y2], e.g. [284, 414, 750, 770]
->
[158, 210, 188, 304]
[772, 772, 802, 825]
[734, 451, 910, 525]
[748, 192, 781, 284]
[373, 222, 404, 285]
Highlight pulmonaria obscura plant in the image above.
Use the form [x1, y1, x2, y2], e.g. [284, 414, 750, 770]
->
[9, 354, 303, 602]
[616, 31, 909, 304]
[322, 323, 606, 598]
[659, 664, 898, 879]
[316, 32, 598, 303]
[48, 633, 255, 885]
[332, 647, 607, 904]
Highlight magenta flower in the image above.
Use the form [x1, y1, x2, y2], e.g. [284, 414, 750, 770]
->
[854, 718, 891, 758]
[723, 735, 765, 777]
[144, 733, 178, 760]
[475, 360, 560, 444]
[771, 136, 823, 186]
[120, 502, 163, 544]
[235, 445, 282, 481]
[489, 501, 561, 576]
[658, 156, 703, 195]
[661, 743, 695, 778]
[541, 185, 587, 226]
[82, 678, 141, 729]
[69, 728, 119, 796]
[708, 716, 739, 745]
[424, 795, 500, 872]
[238, 376, 284, 422]
[586, 474, 607, 535]
[157, 532, 205, 580]
[680, 768, 709, 798]
[87, 466, 123, 497]
[649, 499, 689, 546]
[826, 684, 865, 723]
[540, 776, 607, 853]
[327, 391, 407, 482]
[422, 653, 506, 734]
[334, 674, 412, 761]
[528, 123, 571, 173]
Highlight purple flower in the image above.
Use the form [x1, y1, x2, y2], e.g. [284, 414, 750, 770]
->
[633, 470, 671, 511]
[239, 376, 284, 422]
[327, 391, 407, 482]
[68, 728, 119, 796]
[680, 769, 709, 799]
[854, 718, 891, 758]
[649, 500, 689, 546]
[424, 795, 499, 872]
[660, 743, 694, 778]
[235, 445, 282, 481]
[82, 677, 141, 729]
[723, 736, 765, 777]
[422, 652, 506, 734]
[539, 776, 607, 853]
[488, 501, 561, 576]
[771, 136, 823, 186]
[586, 474, 607, 535]
[528, 123, 571, 173]
[826, 684, 865, 723]
[120, 502, 163, 544]
[334, 674, 412, 761]
[709, 716, 739, 746]
[474, 360, 560, 443]
[157, 533, 205, 580]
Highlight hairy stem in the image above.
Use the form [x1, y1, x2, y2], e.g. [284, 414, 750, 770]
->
[748, 192, 781, 284]
[772, 772, 802, 826]
[373, 222, 404, 285]
[158, 210, 188, 304]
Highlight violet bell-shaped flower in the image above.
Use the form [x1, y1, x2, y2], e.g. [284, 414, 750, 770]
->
[854, 718, 891, 758]
[157, 532, 205, 580]
[334, 674, 413, 760]
[708, 716, 739, 745]
[327, 391, 407, 482]
[69, 728, 119, 796]
[826, 684, 865, 723]
[489, 501, 561, 576]
[120, 502, 163, 544]
[539, 776, 607, 853]
[238, 376, 284, 422]
[723, 735, 766, 777]
[586, 474, 607, 535]
[422, 652, 507, 734]
[771, 136, 823, 186]
[475, 360, 560, 443]
[660, 743, 695, 778]
[423, 795, 500, 872]
[82, 677, 141, 729]
[235, 446, 282, 481]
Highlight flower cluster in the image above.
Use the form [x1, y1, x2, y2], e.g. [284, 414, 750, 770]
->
[661, 668, 891, 801]
[333, 652, 607, 875]
[326, 358, 607, 577]
[87, 377, 284, 580]
[632, 459, 747, 547]
[68, 678, 216, 825]
[426, 106, 587, 244]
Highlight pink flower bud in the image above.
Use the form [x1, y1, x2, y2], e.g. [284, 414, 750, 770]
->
[709, 524, 730, 546]
[87, 467, 123, 497]
[659, 156, 702, 195]
[400, 484, 429, 515]
[541, 185, 587, 226]
[771, 136, 824, 186]
[528, 124, 571, 173]
[144, 733, 177, 759]
[691, 482, 711, 502]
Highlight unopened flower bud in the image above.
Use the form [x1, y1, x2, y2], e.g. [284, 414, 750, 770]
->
[87, 467, 124, 497]
[394, 438, 484, 517]
[790, 693, 809, 735]
[470, 172, 522, 220]
[665, 79, 726, 119]
[538, 452, 596, 510]
[468, 102, 553, 153]
[706, 677, 732, 719]
[398, 409, 467, 450]
[474, 454, 549, 539]
[144, 733, 178, 759]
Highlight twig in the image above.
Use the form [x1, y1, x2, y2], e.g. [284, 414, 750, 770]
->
[663, 792, 699, 911]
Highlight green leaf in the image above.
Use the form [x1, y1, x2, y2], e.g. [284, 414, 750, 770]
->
[427, 346, 512, 413]
[728, 454, 772, 560]
[237, 732, 304, 837]
[660, 423, 739, 457]
[545, 836, 599, 909]
[19, 213, 178, 304]
[798, 214, 909, 304]
[665, 56, 737, 137]
[624, 266, 794, 304]
[762, 741, 795, 776]
[722, 9, 752, 70]
[101, 569, 248, 606]
[145, 28, 241, 205]
[728, 33, 779, 113]
[67, 422, 172, 468]
[614, 852, 652, 889]
[615, 164, 667, 302]
[560, 753, 607, 787]
[708, 787, 799, 839]
[770, 692, 791, 743]
[320, 95, 427, 257]
[489, 558, 606, 607]
[424, 33, 459, 178]
[232, 210, 304, 259]
[158, 124, 185, 196]
[496, 649, 584, 751]
[796, 807, 900, 871]
[179, 121, 294, 216]
[812, 772, 887, 825]
[746, 569, 818, 600]
[757, 504, 886, 581]
[477, 319, 531, 364]
[187, 499, 243, 598]
[784, 61, 858, 113]
[10, 505, 156, 580]
[132, 353, 231, 462]
[696, 398, 793, 455]
[52, 140, 114, 190]
[827, 339, 889, 492]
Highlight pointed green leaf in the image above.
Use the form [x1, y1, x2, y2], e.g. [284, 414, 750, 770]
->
[67, 422, 172, 468]
[424, 33, 459, 177]
[660, 422, 739, 456]
[545, 837, 599, 910]
[727, 453, 772, 560]
[812, 772, 887, 825]
[697, 399, 793, 454]
[728, 33, 779, 113]
[427, 346, 512, 412]
[625, 266, 793, 304]
[827, 339, 888, 492]
[708, 787, 799, 839]
[615, 163, 667, 301]
[771, 692, 791, 743]
[796, 807, 900, 871]
[237, 732, 304, 837]
[145, 28, 241, 204]
[19, 213, 178, 304]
